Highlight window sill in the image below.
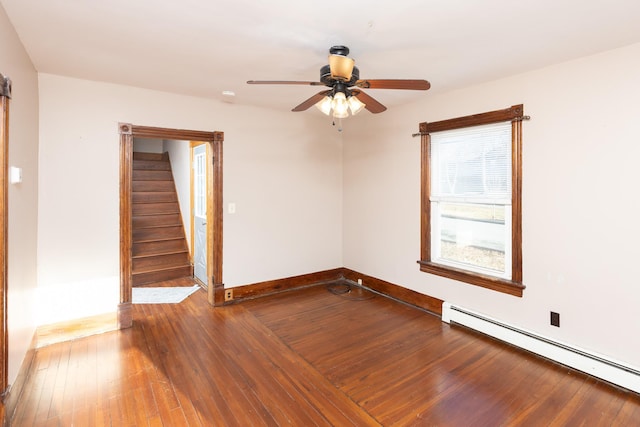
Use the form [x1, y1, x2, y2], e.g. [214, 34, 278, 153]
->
[417, 260, 524, 297]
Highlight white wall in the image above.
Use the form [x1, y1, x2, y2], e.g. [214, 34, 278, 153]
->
[37, 73, 343, 324]
[0, 5, 39, 385]
[343, 42, 640, 368]
[133, 137, 163, 153]
[164, 139, 191, 248]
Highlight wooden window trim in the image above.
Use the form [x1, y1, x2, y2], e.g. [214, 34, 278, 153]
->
[418, 104, 525, 297]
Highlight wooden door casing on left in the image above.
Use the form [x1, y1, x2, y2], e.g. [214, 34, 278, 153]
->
[0, 73, 11, 400]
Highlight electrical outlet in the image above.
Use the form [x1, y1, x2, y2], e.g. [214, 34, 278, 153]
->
[225, 289, 234, 301]
[550, 311, 560, 327]
[357, 279, 363, 285]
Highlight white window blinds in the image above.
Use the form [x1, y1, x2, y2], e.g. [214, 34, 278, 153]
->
[430, 122, 511, 202]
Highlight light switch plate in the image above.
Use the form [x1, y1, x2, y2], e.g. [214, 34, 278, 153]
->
[9, 166, 22, 184]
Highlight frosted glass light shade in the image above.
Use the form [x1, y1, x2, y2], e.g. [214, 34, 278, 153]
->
[348, 95, 366, 115]
[332, 92, 349, 118]
[315, 96, 333, 115]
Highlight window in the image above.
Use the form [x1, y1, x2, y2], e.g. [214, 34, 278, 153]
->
[418, 105, 525, 296]
[194, 147, 207, 218]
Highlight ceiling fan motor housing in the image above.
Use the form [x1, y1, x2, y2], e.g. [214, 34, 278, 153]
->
[320, 64, 359, 87]
[329, 45, 350, 56]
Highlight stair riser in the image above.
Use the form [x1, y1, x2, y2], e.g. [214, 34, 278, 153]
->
[133, 192, 177, 204]
[133, 252, 190, 272]
[133, 203, 180, 216]
[133, 170, 173, 181]
[132, 266, 193, 286]
[133, 152, 166, 161]
[133, 214, 182, 228]
[133, 181, 175, 192]
[133, 239, 187, 257]
[133, 160, 171, 171]
[133, 226, 184, 242]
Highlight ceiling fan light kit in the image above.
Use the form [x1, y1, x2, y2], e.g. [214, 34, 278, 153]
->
[247, 45, 430, 125]
[314, 81, 366, 118]
[328, 91, 349, 118]
[347, 94, 366, 115]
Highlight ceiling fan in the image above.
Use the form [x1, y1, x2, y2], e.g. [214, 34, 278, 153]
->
[247, 46, 430, 119]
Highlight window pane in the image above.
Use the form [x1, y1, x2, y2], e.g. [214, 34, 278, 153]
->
[431, 122, 511, 200]
[433, 202, 508, 274]
[195, 152, 206, 217]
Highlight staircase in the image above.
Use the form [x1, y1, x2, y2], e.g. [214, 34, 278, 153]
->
[132, 152, 192, 286]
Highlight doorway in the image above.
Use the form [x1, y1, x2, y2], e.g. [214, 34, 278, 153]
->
[118, 124, 224, 329]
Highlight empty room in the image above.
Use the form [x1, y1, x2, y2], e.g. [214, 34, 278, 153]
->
[1, 0, 640, 425]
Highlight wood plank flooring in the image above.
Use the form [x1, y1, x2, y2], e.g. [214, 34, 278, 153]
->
[9, 282, 640, 426]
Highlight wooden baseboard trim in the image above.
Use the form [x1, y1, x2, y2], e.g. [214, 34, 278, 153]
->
[118, 302, 133, 329]
[228, 268, 345, 303]
[341, 268, 444, 316]
[227, 267, 443, 317]
[2, 333, 36, 426]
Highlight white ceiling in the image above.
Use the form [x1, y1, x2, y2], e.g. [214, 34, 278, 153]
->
[3, 0, 640, 112]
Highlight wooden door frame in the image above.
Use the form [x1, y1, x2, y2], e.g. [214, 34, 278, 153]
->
[118, 123, 224, 328]
[0, 74, 10, 397]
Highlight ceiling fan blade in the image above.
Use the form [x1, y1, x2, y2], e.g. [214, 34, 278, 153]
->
[351, 90, 387, 114]
[247, 80, 325, 86]
[292, 90, 332, 112]
[355, 79, 431, 90]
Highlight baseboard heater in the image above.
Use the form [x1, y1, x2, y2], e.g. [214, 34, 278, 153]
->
[442, 302, 640, 394]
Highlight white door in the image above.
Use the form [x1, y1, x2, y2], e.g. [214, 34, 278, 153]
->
[193, 144, 208, 285]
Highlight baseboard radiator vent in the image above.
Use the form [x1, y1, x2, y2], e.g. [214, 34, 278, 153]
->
[442, 302, 640, 394]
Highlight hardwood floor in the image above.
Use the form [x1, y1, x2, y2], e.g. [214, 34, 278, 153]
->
[10, 282, 640, 426]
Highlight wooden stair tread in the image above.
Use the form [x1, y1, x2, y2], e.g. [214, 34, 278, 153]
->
[132, 222, 183, 229]
[131, 202, 179, 207]
[133, 249, 189, 259]
[132, 211, 181, 215]
[133, 152, 168, 161]
[132, 191, 177, 203]
[132, 207, 181, 215]
[132, 192, 176, 196]
[132, 264, 192, 275]
[133, 160, 171, 171]
[132, 266, 193, 286]
[133, 236, 186, 243]
[133, 181, 176, 192]
[132, 212, 181, 216]
[133, 217, 180, 222]
[132, 252, 191, 272]
[133, 213, 181, 218]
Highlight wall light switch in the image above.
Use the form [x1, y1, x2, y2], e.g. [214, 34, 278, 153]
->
[228, 203, 236, 214]
[9, 166, 22, 184]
